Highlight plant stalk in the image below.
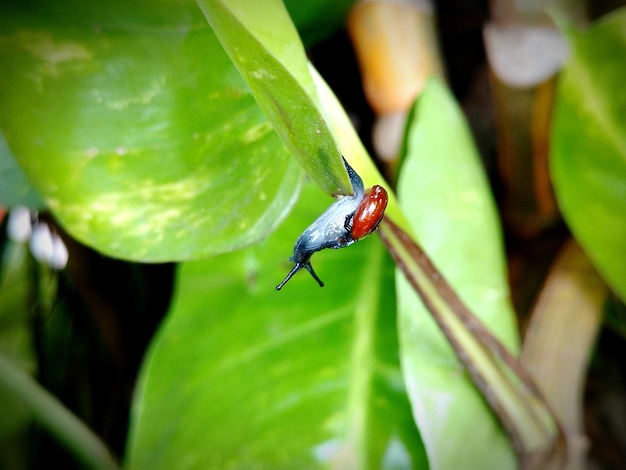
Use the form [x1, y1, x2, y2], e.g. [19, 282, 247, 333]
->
[379, 217, 564, 467]
[0, 352, 119, 470]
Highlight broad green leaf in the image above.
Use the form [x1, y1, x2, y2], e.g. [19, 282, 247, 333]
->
[0, 133, 44, 209]
[551, 8, 626, 302]
[5, 0, 207, 30]
[0, 4, 301, 262]
[127, 182, 427, 469]
[197, 0, 352, 196]
[9, 0, 353, 44]
[396, 79, 519, 469]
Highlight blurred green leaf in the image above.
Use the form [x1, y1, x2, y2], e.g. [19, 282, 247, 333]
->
[6, 0, 354, 42]
[5, 0, 207, 30]
[0, 4, 302, 262]
[285, 0, 356, 45]
[551, 8, 626, 303]
[0, 133, 44, 209]
[127, 182, 427, 469]
[396, 79, 519, 469]
[197, 0, 352, 196]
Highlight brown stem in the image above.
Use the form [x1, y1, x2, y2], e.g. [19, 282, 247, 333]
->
[379, 216, 565, 466]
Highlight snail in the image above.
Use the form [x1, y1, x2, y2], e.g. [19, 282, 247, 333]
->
[276, 158, 388, 290]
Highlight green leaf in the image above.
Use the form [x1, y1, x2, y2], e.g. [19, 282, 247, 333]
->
[6, 0, 353, 41]
[309, 64, 408, 230]
[0, 4, 301, 262]
[197, 0, 352, 196]
[551, 8, 626, 302]
[284, 0, 356, 45]
[5, 0, 208, 30]
[0, 133, 44, 209]
[396, 79, 519, 469]
[127, 182, 427, 469]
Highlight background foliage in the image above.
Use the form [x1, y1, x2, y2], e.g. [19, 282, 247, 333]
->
[0, 0, 625, 469]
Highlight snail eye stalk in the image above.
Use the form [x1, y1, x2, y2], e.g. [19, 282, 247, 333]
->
[275, 260, 324, 291]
